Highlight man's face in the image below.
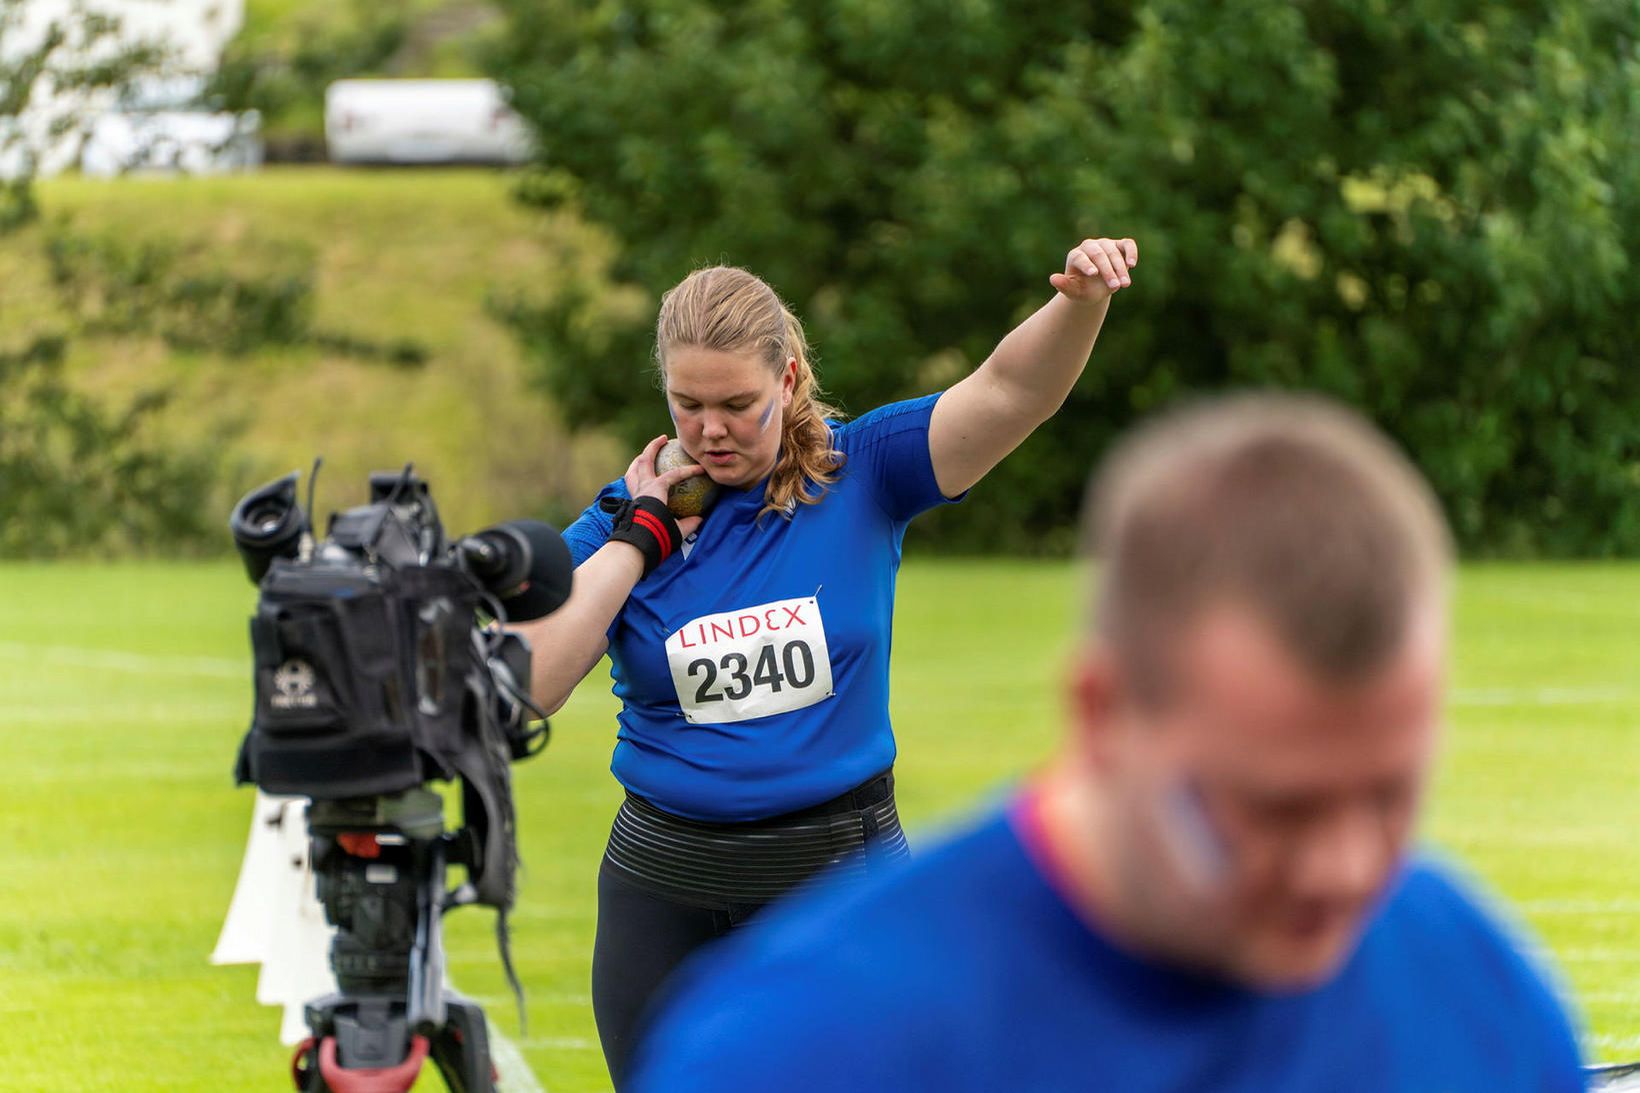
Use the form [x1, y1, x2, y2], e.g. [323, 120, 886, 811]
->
[1089, 602, 1443, 991]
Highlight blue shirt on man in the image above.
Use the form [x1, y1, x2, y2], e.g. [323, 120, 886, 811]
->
[630, 801, 1585, 1092]
[562, 393, 961, 822]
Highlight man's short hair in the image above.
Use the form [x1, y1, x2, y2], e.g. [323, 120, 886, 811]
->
[1085, 393, 1453, 704]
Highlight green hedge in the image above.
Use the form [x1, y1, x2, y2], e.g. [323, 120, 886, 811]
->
[488, 0, 1640, 555]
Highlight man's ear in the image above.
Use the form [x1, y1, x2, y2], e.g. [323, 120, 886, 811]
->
[1068, 643, 1124, 769]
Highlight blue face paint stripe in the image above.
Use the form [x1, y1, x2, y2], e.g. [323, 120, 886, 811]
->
[1159, 778, 1233, 895]
[758, 398, 777, 432]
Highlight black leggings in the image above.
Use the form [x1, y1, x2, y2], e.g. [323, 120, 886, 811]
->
[590, 859, 755, 1089]
[589, 775, 908, 1089]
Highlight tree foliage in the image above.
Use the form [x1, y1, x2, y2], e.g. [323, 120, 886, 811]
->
[209, 0, 507, 159]
[0, 336, 218, 555]
[0, 2, 219, 556]
[1, 0, 166, 229]
[489, 0, 1640, 554]
[208, 0, 410, 159]
[3, 2, 258, 555]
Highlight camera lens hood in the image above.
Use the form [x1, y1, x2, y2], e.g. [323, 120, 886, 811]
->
[460, 519, 573, 622]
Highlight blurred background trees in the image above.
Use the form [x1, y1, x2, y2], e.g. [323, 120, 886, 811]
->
[4, 0, 1637, 556]
[1, 2, 609, 556]
[2, 0, 221, 555]
[209, 0, 507, 160]
[488, 0, 1640, 554]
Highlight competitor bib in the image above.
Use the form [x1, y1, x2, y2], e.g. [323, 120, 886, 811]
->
[665, 595, 835, 724]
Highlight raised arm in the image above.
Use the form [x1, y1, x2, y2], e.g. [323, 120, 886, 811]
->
[511, 435, 704, 716]
[928, 237, 1137, 498]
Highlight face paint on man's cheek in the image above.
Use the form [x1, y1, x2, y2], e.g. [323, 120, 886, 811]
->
[1155, 777, 1234, 901]
[757, 398, 777, 432]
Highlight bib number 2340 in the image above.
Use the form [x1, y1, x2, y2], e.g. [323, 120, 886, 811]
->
[665, 595, 834, 724]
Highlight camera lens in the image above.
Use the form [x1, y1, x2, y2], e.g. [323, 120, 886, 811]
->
[229, 472, 307, 584]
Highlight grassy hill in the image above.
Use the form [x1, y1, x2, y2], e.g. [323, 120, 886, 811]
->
[3, 168, 631, 542]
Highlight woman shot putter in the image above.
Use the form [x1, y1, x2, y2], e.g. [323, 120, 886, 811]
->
[516, 234, 1139, 1086]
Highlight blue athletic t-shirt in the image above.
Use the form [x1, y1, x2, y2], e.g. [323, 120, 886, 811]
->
[631, 803, 1585, 1092]
[561, 393, 961, 822]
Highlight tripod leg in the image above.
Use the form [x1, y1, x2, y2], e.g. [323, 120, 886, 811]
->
[314, 1033, 429, 1093]
[294, 995, 430, 1093]
[429, 996, 498, 1093]
[292, 1036, 326, 1092]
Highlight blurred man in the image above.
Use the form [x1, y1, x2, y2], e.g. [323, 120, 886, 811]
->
[629, 393, 1584, 1092]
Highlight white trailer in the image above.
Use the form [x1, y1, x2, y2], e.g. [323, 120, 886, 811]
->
[324, 79, 534, 166]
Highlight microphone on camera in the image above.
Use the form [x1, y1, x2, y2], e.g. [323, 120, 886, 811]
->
[459, 519, 574, 621]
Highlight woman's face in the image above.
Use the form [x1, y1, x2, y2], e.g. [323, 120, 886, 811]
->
[663, 346, 796, 488]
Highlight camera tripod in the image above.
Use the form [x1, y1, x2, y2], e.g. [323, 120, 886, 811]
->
[290, 790, 500, 1093]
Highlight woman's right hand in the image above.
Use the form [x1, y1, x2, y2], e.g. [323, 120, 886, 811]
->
[625, 434, 708, 537]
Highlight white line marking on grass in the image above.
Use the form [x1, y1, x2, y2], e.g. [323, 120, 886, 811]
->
[1578, 990, 1640, 1007]
[442, 973, 546, 1092]
[1553, 947, 1640, 966]
[524, 1037, 595, 1050]
[463, 992, 592, 1008]
[488, 1018, 549, 1093]
[0, 641, 243, 679]
[1449, 686, 1636, 707]
[1521, 898, 1640, 915]
[5, 701, 244, 721]
[542, 993, 592, 1006]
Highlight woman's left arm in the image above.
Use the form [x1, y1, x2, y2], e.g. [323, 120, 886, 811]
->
[928, 236, 1137, 497]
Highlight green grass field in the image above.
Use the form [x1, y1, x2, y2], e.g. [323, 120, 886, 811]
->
[3, 560, 1638, 1090]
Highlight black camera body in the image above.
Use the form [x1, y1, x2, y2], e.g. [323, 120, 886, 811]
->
[229, 466, 570, 1091]
[240, 532, 487, 798]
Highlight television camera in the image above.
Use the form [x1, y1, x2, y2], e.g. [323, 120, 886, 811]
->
[229, 465, 571, 1092]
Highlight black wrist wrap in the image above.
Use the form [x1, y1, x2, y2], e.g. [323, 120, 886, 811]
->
[599, 495, 683, 578]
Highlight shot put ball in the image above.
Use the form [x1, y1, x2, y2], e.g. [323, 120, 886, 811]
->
[656, 438, 719, 517]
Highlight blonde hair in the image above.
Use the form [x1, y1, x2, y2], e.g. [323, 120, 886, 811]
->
[1085, 393, 1452, 703]
[654, 266, 843, 520]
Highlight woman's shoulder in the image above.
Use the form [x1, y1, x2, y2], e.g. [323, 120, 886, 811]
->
[830, 392, 945, 449]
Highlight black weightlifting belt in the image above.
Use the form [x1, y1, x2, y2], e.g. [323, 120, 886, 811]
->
[603, 770, 909, 907]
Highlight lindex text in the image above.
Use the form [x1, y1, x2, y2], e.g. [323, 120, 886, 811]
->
[674, 604, 813, 648]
